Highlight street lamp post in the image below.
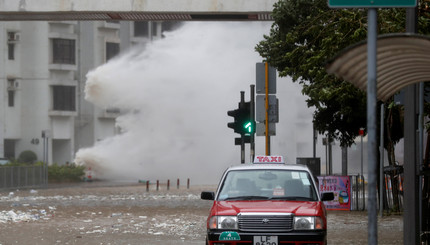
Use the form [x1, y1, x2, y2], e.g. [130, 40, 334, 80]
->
[42, 130, 50, 186]
[359, 127, 365, 210]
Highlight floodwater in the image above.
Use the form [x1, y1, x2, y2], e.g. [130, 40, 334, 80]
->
[0, 182, 402, 244]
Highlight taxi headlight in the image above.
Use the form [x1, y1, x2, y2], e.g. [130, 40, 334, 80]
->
[294, 216, 324, 230]
[209, 216, 238, 229]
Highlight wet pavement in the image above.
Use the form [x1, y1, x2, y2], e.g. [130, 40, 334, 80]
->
[0, 182, 403, 244]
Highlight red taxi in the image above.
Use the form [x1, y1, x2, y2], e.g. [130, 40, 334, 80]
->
[201, 156, 334, 245]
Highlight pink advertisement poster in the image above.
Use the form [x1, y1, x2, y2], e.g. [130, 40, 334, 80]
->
[317, 176, 351, 211]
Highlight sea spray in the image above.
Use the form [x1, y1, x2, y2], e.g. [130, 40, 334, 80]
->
[75, 22, 275, 183]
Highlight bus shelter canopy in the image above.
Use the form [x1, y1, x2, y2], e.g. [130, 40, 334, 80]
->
[326, 33, 430, 101]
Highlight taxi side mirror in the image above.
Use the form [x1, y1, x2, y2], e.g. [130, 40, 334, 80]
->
[201, 191, 215, 200]
[321, 192, 335, 201]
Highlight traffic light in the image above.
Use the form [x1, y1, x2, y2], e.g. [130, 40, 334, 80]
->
[227, 108, 241, 134]
[227, 102, 255, 135]
[239, 102, 255, 135]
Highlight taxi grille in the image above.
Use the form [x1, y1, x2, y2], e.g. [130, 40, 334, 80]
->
[238, 213, 293, 232]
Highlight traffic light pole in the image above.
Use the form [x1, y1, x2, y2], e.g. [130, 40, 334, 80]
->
[240, 91, 245, 164]
[227, 90, 255, 164]
[250, 85, 255, 163]
[265, 63, 271, 155]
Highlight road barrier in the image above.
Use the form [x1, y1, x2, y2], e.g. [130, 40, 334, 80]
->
[0, 165, 47, 189]
[143, 178, 190, 191]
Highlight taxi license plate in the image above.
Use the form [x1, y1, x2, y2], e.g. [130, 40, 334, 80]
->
[253, 236, 278, 245]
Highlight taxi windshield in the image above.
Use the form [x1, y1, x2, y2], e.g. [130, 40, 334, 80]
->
[217, 169, 318, 201]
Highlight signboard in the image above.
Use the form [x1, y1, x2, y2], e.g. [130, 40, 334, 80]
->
[317, 176, 351, 211]
[256, 122, 276, 136]
[328, 0, 417, 8]
[256, 95, 279, 123]
[359, 127, 365, 136]
[256, 63, 276, 94]
[254, 155, 284, 164]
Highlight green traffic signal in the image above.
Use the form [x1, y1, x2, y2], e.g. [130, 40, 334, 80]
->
[243, 121, 253, 134]
[227, 101, 255, 135]
[237, 102, 253, 135]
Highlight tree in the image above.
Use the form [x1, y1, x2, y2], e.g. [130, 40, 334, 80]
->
[256, 0, 430, 225]
[18, 150, 37, 164]
[256, 0, 409, 147]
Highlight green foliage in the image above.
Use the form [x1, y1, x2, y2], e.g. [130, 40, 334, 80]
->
[3, 161, 85, 182]
[3, 160, 45, 167]
[17, 150, 37, 164]
[3, 159, 26, 166]
[256, 0, 430, 147]
[48, 163, 86, 182]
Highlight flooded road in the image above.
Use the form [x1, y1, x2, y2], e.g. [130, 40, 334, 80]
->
[0, 182, 402, 244]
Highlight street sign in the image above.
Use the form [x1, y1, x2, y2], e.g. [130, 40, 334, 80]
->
[256, 95, 279, 123]
[328, 0, 416, 8]
[256, 63, 276, 94]
[256, 122, 276, 136]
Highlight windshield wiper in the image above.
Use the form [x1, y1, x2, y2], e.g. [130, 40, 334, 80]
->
[223, 196, 270, 201]
[269, 196, 315, 201]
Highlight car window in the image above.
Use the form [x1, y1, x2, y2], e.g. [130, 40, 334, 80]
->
[217, 169, 318, 201]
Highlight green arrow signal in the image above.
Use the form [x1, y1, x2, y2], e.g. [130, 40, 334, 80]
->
[244, 121, 252, 133]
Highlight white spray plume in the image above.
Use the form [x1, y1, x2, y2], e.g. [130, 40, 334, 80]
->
[75, 22, 316, 184]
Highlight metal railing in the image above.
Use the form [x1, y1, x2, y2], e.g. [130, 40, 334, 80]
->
[0, 165, 47, 189]
[350, 174, 366, 211]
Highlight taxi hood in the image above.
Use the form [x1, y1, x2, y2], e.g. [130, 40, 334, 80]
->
[213, 200, 322, 216]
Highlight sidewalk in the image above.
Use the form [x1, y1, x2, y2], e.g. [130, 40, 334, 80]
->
[327, 210, 403, 244]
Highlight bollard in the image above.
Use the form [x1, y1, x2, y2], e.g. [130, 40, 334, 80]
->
[156, 180, 159, 191]
[187, 178, 190, 189]
[177, 178, 180, 189]
[167, 179, 170, 191]
[146, 180, 149, 192]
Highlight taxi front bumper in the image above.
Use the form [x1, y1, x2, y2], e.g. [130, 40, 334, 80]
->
[207, 230, 327, 245]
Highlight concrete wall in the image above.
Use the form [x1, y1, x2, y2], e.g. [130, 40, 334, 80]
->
[0, 0, 276, 12]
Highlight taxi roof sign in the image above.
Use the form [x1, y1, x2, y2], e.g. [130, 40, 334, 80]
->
[254, 155, 284, 164]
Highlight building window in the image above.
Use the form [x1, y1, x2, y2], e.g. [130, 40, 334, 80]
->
[151, 22, 158, 37]
[4, 140, 15, 159]
[7, 32, 18, 60]
[8, 90, 14, 107]
[161, 22, 182, 38]
[8, 43, 15, 60]
[162, 22, 182, 32]
[53, 85, 75, 111]
[7, 79, 16, 107]
[134, 21, 149, 37]
[106, 42, 120, 61]
[52, 38, 76, 64]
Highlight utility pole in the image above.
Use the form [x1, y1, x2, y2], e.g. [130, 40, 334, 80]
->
[250, 85, 255, 162]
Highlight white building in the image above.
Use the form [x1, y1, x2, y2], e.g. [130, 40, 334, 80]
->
[0, 20, 181, 165]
